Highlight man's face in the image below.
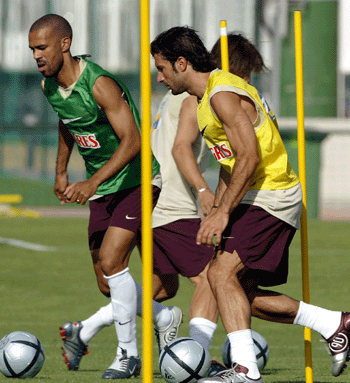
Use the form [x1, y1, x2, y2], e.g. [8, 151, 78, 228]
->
[29, 27, 64, 78]
[154, 53, 186, 95]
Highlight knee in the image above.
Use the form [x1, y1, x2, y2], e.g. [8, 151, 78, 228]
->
[99, 249, 124, 276]
[190, 268, 210, 289]
[207, 262, 219, 287]
[207, 259, 227, 286]
[207, 257, 240, 290]
[153, 286, 177, 302]
[96, 269, 111, 297]
[98, 280, 111, 298]
[153, 274, 179, 302]
[162, 282, 178, 300]
[90, 250, 112, 297]
[99, 248, 111, 273]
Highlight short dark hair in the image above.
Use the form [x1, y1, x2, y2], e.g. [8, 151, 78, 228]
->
[210, 33, 266, 78]
[151, 26, 215, 72]
[29, 14, 73, 41]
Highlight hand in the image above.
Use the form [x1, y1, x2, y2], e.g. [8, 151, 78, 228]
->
[63, 180, 99, 205]
[196, 207, 229, 247]
[54, 173, 70, 205]
[198, 189, 215, 217]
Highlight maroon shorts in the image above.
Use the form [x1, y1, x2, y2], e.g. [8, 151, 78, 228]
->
[151, 218, 214, 278]
[88, 185, 160, 250]
[217, 204, 296, 287]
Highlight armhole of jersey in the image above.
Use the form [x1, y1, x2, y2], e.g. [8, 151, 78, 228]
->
[208, 85, 265, 130]
[98, 74, 130, 107]
[41, 79, 45, 93]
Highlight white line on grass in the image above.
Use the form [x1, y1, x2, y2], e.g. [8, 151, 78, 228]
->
[0, 237, 57, 252]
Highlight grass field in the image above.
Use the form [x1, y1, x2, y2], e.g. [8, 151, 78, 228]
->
[1, 217, 350, 382]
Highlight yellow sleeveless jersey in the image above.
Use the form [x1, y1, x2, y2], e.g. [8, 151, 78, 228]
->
[197, 69, 299, 191]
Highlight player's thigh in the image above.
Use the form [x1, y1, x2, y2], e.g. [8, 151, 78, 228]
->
[217, 204, 295, 281]
[153, 219, 213, 278]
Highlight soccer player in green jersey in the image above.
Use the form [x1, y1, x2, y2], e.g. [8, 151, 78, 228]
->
[28, 14, 164, 379]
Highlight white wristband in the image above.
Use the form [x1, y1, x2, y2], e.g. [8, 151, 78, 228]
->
[198, 187, 209, 193]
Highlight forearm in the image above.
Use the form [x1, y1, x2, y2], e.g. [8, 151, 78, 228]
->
[172, 144, 209, 192]
[213, 167, 228, 205]
[218, 156, 257, 214]
[88, 138, 140, 188]
[56, 124, 74, 176]
[56, 149, 71, 177]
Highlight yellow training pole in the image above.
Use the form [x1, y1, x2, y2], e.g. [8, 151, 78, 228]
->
[294, 10, 313, 383]
[0, 194, 23, 203]
[140, 0, 153, 382]
[220, 20, 229, 72]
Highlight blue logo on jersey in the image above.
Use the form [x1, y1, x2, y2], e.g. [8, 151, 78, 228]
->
[152, 114, 161, 131]
[258, 91, 276, 121]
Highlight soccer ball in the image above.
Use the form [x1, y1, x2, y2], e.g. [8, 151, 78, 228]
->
[0, 331, 45, 378]
[159, 337, 211, 383]
[221, 330, 269, 371]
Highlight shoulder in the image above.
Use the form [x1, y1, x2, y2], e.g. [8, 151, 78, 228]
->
[180, 94, 197, 119]
[92, 76, 123, 107]
[82, 59, 119, 88]
[209, 72, 256, 106]
[181, 93, 196, 107]
[209, 70, 244, 90]
[167, 92, 190, 118]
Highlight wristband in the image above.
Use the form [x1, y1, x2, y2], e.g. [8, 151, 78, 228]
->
[198, 187, 209, 193]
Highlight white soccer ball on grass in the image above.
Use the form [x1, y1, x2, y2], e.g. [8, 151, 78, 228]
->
[0, 331, 45, 378]
[159, 337, 211, 383]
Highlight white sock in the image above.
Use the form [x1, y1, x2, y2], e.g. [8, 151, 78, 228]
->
[293, 301, 342, 339]
[80, 302, 114, 344]
[228, 329, 260, 379]
[105, 268, 138, 356]
[189, 317, 217, 352]
[134, 280, 172, 329]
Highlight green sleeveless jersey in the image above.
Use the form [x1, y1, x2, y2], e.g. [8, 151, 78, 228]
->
[44, 57, 159, 195]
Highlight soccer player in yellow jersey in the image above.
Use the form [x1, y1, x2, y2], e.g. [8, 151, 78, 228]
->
[152, 27, 350, 382]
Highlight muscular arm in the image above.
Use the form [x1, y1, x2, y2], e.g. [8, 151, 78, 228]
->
[54, 120, 75, 204]
[213, 166, 229, 206]
[172, 95, 215, 216]
[64, 76, 141, 204]
[197, 91, 260, 246]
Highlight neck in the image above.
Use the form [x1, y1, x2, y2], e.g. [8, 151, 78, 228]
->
[56, 55, 81, 88]
[185, 71, 211, 99]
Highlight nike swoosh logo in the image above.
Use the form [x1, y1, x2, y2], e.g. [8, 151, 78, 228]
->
[128, 366, 136, 374]
[118, 320, 132, 325]
[200, 125, 208, 136]
[126, 215, 137, 220]
[61, 117, 83, 124]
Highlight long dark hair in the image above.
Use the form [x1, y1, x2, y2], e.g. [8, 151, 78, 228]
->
[151, 26, 215, 72]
